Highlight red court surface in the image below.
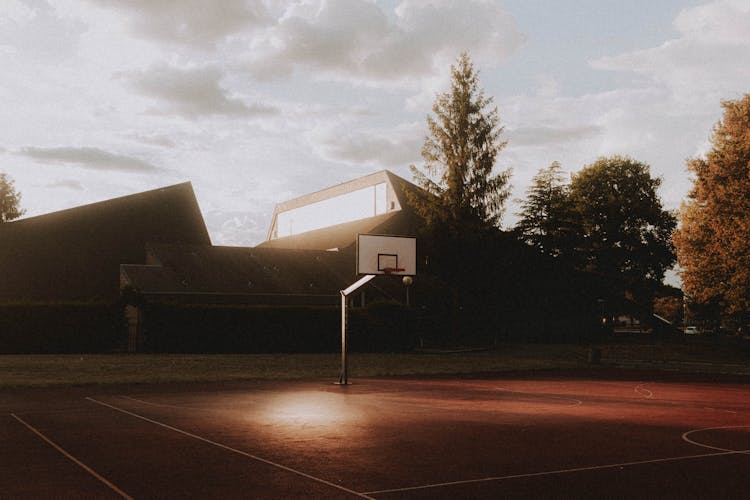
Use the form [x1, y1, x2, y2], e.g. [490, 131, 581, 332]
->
[2, 369, 750, 499]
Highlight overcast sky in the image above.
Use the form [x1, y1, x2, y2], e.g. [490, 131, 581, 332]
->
[2, 0, 750, 248]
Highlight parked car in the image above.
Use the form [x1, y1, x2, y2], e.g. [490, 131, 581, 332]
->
[684, 326, 700, 335]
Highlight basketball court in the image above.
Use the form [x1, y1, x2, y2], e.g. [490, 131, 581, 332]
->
[3, 369, 750, 498]
[4, 236, 749, 498]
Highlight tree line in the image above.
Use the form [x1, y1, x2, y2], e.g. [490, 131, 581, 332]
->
[410, 52, 750, 334]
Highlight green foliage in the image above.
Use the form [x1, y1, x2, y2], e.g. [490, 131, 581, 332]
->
[409, 52, 511, 234]
[567, 156, 677, 304]
[514, 156, 676, 315]
[0, 173, 25, 222]
[515, 161, 576, 257]
[415, 232, 606, 345]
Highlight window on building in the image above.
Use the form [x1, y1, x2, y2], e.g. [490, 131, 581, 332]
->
[276, 183, 388, 238]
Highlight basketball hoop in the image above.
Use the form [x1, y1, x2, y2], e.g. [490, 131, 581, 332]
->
[381, 267, 405, 275]
[357, 234, 416, 276]
[339, 234, 416, 385]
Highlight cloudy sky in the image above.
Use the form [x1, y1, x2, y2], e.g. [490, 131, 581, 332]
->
[2, 0, 750, 247]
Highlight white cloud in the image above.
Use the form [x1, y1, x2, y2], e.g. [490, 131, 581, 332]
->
[124, 64, 280, 118]
[673, 0, 750, 44]
[532, 74, 561, 99]
[591, 0, 750, 104]
[127, 133, 177, 148]
[558, 0, 750, 218]
[87, 0, 272, 48]
[499, 85, 702, 219]
[507, 124, 602, 148]
[20, 147, 162, 173]
[309, 121, 422, 168]
[203, 209, 271, 247]
[0, 1, 85, 61]
[46, 179, 84, 190]
[247, 0, 524, 85]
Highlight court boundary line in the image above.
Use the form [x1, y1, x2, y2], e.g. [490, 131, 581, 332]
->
[682, 425, 750, 453]
[494, 386, 583, 407]
[119, 395, 207, 411]
[86, 397, 373, 499]
[10, 413, 133, 500]
[363, 448, 749, 495]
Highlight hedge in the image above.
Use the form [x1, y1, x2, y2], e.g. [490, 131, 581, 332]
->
[139, 301, 418, 353]
[0, 303, 125, 353]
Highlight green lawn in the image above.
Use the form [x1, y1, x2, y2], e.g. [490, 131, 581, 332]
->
[1, 342, 747, 388]
[0, 345, 585, 387]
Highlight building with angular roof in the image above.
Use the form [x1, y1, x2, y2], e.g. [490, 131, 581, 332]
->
[118, 170, 422, 351]
[1, 170, 424, 352]
[121, 243, 353, 306]
[0, 182, 210, 303]
[118, 170, 420, 304]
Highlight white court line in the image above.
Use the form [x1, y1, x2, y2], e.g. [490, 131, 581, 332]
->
[495, 387, 583, 407]
[364, 449, 750, 495]
[121, 394, 265, 412]
[634, 383, 653, 399]
[120, 395, 203, 410]
[121, 395, 183, 408]
[86, 397, 373, 499]
[10, 413, 133, 500]
[682, 425, 750, 453]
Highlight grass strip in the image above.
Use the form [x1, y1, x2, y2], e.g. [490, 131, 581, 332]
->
[0, 345, 584, 387]
[1, 342, 747, 388]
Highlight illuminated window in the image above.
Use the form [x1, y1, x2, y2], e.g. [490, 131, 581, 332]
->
[276, 183, 387, 237]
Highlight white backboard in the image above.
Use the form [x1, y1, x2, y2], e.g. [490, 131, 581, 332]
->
[357, 234, 416, 276]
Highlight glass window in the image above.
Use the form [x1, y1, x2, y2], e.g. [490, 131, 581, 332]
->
[276, 183, 387, 237]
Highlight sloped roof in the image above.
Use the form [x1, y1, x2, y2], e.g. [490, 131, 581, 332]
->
[122, 243, 355, 305]
[0, 182, 210, 303]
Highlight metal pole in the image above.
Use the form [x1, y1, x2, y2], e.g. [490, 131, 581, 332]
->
[337, 274, 375, 386]
[402, 275, 413, 308]
[339, 291, 348, 385]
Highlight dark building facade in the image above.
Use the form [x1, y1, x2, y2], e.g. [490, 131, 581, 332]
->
[0, 182, 210, 303]
[1, 171, 421, 352]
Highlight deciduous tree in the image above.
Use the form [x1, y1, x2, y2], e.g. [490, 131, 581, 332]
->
[568, 156, 677, 306]
[0, 173, 25, 222]
[674, 94, 750, 319]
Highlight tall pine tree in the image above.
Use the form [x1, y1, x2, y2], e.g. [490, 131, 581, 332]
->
[515, 161, 573, 257]
[407, 53, 512, 342]
[409, 52, 511, 235]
